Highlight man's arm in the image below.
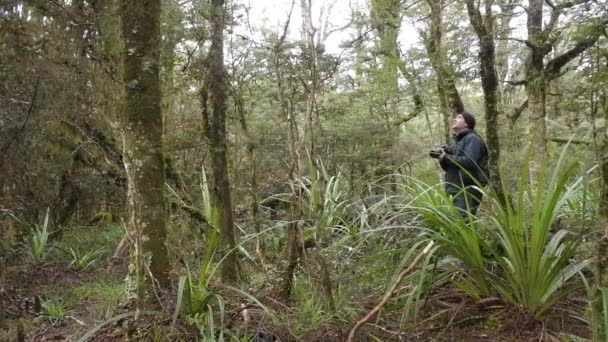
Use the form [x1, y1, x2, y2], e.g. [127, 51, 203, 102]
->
[441, 135, 484, 170]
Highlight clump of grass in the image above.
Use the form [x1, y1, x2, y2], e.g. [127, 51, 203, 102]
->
[41, 298, 66, 326]
[67, 247, 106, 271]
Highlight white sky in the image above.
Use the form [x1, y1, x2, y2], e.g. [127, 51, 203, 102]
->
[239, 0, 530, 56]
[239, 0, 390, 54]
[238, 0, 354, 53]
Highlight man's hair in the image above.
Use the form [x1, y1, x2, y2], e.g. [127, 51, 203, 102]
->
[459, 111, 476, 130]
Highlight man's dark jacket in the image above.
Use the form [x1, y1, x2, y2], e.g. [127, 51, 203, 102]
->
[439, 129, 488, 195]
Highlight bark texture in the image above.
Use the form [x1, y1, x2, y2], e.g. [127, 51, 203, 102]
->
[121, 0, 169, 289]
[465, 0, 504, 200]
[208, 0, 240, 284]
[423, 0, 464, 143]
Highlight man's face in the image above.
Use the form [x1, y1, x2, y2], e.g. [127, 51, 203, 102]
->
[451, 114, 468, 132]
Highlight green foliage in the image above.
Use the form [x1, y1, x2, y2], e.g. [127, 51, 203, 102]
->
[408, 148, 590, 319]
[25, 208, 51, 263]
[301, 162, 347, 238]
[67, 247, 106, 271]
[200, 166, 213, 223]
[185, 296, 226, 342]
[41, 297, 66, 326]
[173, 206, 228, 340]
[289, 274, 335, 337]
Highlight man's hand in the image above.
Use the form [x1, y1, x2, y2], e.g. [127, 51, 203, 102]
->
[438, 148, 447, 160]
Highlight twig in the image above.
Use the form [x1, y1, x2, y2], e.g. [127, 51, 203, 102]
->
[67, 315, 86, 326]
[347, 241, 434, 342]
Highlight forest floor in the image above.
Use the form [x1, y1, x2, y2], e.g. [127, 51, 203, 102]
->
[0, 225, 592, 341]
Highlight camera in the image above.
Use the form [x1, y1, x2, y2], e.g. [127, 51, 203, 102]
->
[429, 145, 451, 159]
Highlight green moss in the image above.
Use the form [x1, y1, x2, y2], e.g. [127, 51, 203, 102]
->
[481, 315, 502, 332]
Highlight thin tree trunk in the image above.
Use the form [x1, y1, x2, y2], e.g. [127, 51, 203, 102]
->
[496, 0, 516, 107]
[424, 0, 464, 144]
[526, 0, 547, 180]
[598, 82, 608, 341]
[465, 0, 505, 201]
[599, 88, 608, 285]
[272, 43, 304, 298]
[235, 91, 264, 258]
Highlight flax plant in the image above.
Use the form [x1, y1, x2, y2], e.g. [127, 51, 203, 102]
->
[483, 151, 590, 319]
[300, 171, 347, 237]
[408, 179, 492, 298]
[406, 146, 591, 319]
[26, 208, 51, 263]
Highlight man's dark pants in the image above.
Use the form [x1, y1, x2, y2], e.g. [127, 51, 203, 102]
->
[451, 187, 483, 218]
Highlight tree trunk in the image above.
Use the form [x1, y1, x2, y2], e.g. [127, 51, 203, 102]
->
[496, 0, 516, 109]
[598, 82, 608, 340]
[424, 0, 464, 144]
[371, 0, 400, 100]
[465, 0, 505, 201]
[120, 0, 169, 294]
[599, 87, 608, 271]
[526, 0, 547, 179]
[208, 0, 240, 284]
[235, 89, 264, 258]
[271, 38, 304, 297]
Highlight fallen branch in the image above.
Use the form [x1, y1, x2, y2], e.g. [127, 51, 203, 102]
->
[106, 231, 128, 273]
[347, 241, 435, 342]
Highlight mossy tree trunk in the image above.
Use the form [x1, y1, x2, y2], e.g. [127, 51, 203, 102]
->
[597, 86, 608, 286]
[525, 0, 546, 179]
[370, 0, 400, 122]
[207, 0, 240, 284]
[598, 86, 608, 336]
[465, 0, 505, 201]
[120, 0, 170, 295]
[423, 0, 464, 144]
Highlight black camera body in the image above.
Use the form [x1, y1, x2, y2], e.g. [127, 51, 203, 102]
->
[429, 145, 451, 159]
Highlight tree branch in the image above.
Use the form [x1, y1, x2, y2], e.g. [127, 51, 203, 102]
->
[509, 98, 528, 127]
[507, 37, 536, 49]
[549, 137, 590, 145]
[504, 79, 528, 86]
[464, 0, 485, 38]
[545, 19, 607, 79]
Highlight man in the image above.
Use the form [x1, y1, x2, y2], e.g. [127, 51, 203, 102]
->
[438, 112, 488, 218]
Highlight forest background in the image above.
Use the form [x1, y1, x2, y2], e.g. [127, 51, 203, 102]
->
[1, 0, 608, 340]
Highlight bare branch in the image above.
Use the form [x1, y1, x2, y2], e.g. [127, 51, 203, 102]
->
[503, 79, 528, 86]
[545, 19, 607, 79]
[509, 98, 528, 127]
[506, 37, 536, 49]
[277, 0, 296, 48]
[347, 241, 435, 342]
